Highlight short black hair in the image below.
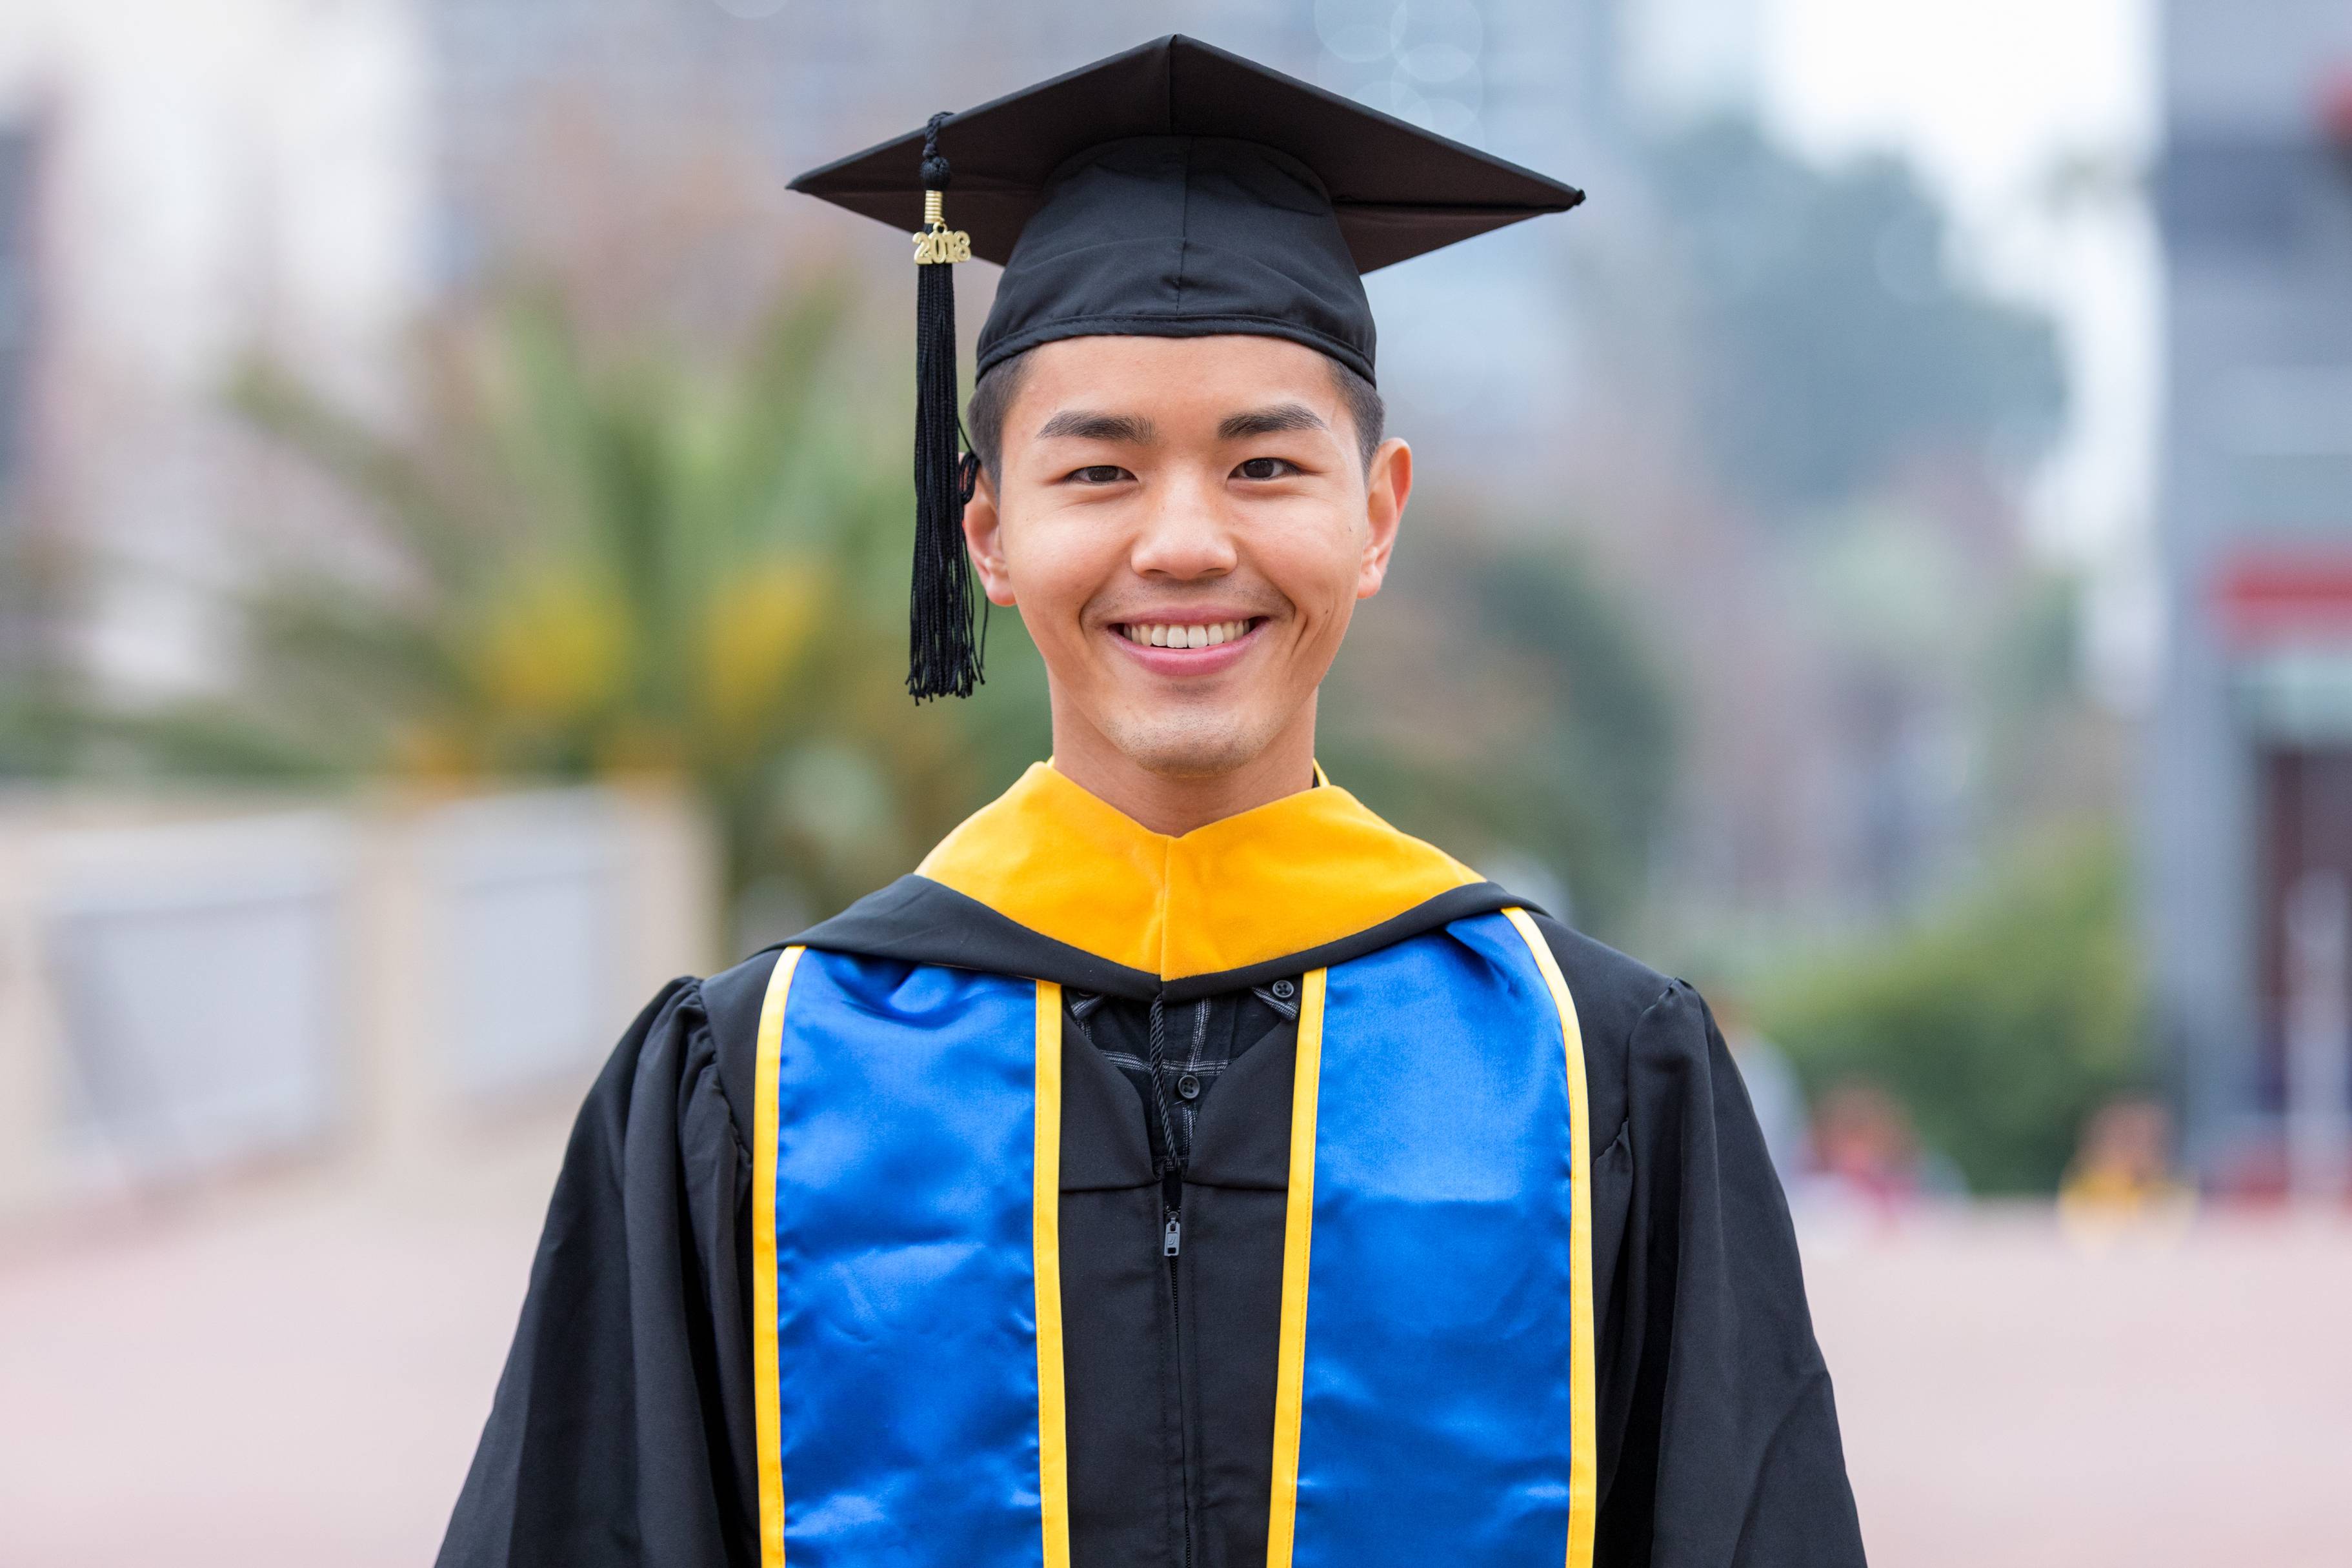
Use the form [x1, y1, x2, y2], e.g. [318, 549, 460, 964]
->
[965, 347, 1385, 481]
[965, 351, 1033, 484]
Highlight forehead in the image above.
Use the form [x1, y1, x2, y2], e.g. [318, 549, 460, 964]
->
[1009, 335, 1342, 431]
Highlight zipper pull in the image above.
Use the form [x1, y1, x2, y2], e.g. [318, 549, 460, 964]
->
[1163, 1210, 1182, 1258]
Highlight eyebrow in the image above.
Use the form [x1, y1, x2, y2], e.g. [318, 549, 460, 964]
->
[1036, 410, 1156, 443]
[1218, 402, 1329, 440]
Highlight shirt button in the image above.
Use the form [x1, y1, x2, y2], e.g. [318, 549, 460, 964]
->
[1271, 979, 1296, 1000]
[1176, 1072, 1202, 1101]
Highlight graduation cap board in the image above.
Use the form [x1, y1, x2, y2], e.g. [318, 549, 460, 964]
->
[789, 34, 1585, 700]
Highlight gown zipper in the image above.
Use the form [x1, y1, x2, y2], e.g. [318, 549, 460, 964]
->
[1161, 1166, 1193, 1568]
[1146, 989, 1196, 1568]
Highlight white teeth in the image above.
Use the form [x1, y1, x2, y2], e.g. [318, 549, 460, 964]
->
[1122, 619, 1252, 648]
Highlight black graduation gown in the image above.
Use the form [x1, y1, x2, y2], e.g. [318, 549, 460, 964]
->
[436, 879, 1865, 1568]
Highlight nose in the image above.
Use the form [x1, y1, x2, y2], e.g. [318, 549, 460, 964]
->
[1127, 467, 1239, 583]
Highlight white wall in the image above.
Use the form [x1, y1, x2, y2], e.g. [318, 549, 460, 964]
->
[0, 782, 720, 1223]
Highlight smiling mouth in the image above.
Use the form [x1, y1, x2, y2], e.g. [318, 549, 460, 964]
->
[1113, 618, 1263, 650]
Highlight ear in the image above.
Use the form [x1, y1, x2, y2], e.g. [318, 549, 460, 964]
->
[961, 465, 1018, 607]
[1356, 437, 1412, 601]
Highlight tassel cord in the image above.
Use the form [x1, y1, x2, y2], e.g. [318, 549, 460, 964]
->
[1146, 990, 1179, 1176]
[908, 112, 984, 701]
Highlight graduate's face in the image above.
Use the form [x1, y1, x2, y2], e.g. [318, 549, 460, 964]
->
[963, 335, 1411, 782]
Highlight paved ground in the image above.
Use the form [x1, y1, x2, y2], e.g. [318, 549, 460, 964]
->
[1807, 1208, 2352, 1567]
[4, 1125, 2348, 1567]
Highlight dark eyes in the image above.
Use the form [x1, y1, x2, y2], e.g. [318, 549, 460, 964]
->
[1061, 457, 1298, 484]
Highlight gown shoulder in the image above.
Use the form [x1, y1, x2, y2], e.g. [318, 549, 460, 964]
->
[697, 947, 791, 1145]
[435, 971, 765, 1568]
[1525, 912, 1867, 1567]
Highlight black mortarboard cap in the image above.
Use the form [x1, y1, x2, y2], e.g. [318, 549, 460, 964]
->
[789, 34, 1585, 700]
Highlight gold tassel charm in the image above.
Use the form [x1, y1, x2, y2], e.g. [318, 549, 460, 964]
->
[914, 190, 972, 265]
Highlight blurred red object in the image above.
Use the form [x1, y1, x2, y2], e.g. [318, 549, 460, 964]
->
[2215, 548, 2352, 648]
[2322, 64, 2352, 147]
[1806, 1081, 1924, 1217]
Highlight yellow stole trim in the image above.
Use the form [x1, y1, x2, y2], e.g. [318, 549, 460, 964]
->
[752, 945, 805, 1568]
[754, 957, 1076, 1566]
[915, 763, 1480, 981]
[1503, 908, 1598, 1568]
[1263, 966, 1328, 1568]
[1032, 981, 1072, 1567]
[1262, 926, 1594, 1566]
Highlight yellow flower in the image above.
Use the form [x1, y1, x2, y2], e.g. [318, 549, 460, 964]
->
[474, 570, 633, 723]
[698, 561, 823, 746]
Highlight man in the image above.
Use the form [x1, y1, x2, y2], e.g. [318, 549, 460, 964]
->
[439, 36, 1865, 1568]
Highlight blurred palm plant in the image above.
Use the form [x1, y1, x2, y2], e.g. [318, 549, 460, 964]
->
[205, 279, 1013, 929]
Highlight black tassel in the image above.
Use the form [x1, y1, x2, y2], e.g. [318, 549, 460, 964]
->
[909, 112, 984, 701]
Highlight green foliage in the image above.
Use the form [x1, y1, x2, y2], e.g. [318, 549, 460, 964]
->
[0, 686, 70, 777]
[1323, 531, 1678, 938]
[0, 528, 77, 778]
[1760, 829, 2145, 1193]
[1646, 117, 2067, 515]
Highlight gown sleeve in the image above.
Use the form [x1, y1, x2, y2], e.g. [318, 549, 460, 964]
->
[436, 977, 761, 1568]
[1600, 977, 1868, 1567]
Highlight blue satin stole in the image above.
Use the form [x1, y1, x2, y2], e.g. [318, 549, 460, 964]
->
[750, 910, 1594, 1568]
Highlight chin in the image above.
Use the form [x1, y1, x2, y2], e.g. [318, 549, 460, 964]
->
[1103, 710, 1279, 781]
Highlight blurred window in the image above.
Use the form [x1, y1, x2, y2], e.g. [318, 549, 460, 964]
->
[2258, 749, 2352, 1114]
[2159, 137, 2319, 263]
[2216, 367, 2352, 529]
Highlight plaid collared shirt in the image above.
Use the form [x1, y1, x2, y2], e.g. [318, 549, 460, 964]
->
[1065, 978, 1302, 1171]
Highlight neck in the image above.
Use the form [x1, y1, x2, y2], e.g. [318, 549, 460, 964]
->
[1047, 696, 1320, 837]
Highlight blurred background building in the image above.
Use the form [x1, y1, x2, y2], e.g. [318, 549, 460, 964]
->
[0, 1, 427, 699]
[2151, 0, 2352, 1191]
[3, 2, 2350, 1562]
